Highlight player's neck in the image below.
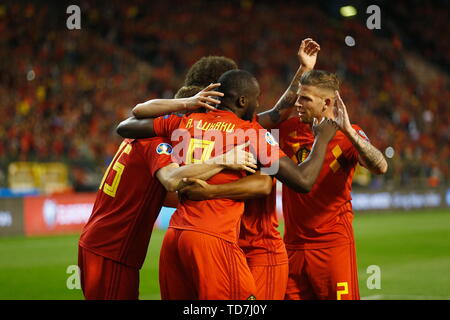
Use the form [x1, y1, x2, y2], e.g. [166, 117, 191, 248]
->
[217, 105, 235, 113]
[319, 111, 335, 121]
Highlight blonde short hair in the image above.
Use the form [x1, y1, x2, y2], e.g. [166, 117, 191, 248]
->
[300, 70, 340, 92]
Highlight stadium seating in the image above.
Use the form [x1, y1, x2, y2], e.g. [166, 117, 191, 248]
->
[0, 1, 448, 191]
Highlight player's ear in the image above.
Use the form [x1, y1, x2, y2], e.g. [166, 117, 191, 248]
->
[323, 98, 332, 112]
[238, 96, 247, 108]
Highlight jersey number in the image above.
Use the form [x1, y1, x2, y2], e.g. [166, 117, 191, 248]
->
[336, 282, 349, 300]
[186, 138, 215, 164]
[99, 141, 132, 197]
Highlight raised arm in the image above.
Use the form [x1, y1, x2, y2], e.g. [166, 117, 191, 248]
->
[178, 171, 273, 201]
[334, 91, 388, 175]
[117, 84, 224, 138]
[132, 83, 223, 119]
[257, 38, 320, 129]
[275, 117, 338, 193]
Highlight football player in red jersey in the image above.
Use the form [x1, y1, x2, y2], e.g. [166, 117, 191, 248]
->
[175, 38, 322, 299]
[278, 70, 388, 300]
[78, 84, 258, 300]
[117, 69, 339, 299]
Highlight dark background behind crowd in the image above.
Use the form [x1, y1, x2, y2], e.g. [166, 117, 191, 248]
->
[0, 0, 448, 191]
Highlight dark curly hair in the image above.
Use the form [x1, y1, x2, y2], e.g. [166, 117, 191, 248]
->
[184, 56, 238, 87]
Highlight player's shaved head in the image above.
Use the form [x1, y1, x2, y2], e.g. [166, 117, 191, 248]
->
[184, 56, 238, 87]
[217, 69, 259, 100]
[216, 69, 260, 121]
[300, 70, 340, 96]
[174, 85, 203, 98]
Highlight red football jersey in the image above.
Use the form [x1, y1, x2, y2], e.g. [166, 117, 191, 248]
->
[277, 117, 367, 249]
[153, 109, 286, 243]
[79, 137, 172, 268]
[239, 179, 288, 266]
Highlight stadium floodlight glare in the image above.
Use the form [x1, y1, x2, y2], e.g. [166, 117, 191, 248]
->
[340, 5, 357, 17]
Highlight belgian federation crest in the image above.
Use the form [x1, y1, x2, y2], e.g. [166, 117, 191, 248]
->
[156, 143, 173, 155]
[296, 147, 311, 164]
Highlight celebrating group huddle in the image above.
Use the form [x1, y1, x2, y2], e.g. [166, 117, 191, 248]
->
[78, 38, 387, 300]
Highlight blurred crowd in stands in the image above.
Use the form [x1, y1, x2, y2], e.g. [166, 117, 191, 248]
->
[0, 0, 448, 191]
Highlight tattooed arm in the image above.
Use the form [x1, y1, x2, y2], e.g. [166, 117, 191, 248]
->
[334, 91, 388, 175]
[257, 68, 302, 128]
[346, 129, 388, 174]
[257, 38, 321, 129]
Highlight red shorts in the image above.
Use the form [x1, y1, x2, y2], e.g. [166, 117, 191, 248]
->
[249, 263, 289, 300]
[159, 228, 257, 300]
[285, 243, 360, 300]
[78, 245, 139, 300]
